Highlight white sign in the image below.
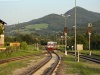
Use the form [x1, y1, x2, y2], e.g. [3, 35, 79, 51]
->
[77, 44, 83, 51]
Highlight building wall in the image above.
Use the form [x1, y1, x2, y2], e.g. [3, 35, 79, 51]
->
[0, 23, 4, 47]
[0, 34, 4, 46]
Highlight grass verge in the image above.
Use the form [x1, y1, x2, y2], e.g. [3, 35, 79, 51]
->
[58, 51, 100, 75]
[0, 58, 30, 75]
[0, 54, 45, 75]
[0, 45, 43, 60]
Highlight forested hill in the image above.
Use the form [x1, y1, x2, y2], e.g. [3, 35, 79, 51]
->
[15, 6, 100, 28]
[5, 6, 100, 36]
[65, 6, 100, 26]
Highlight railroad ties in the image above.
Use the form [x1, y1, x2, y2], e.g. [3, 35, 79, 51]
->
[26, 51, 61, 75]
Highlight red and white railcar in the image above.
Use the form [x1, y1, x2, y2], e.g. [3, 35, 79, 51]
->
[46, 41, 57, 51]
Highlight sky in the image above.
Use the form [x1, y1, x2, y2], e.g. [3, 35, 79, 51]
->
[0, 0, 100, 25]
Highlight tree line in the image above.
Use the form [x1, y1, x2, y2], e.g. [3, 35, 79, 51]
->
[5, 32, 100, 50]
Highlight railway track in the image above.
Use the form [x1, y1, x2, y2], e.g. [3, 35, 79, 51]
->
[68, 52, 100, 64]
[80, 55, 100, 64]
[0, 52, 47, 64]
[26, 51, 60, 75]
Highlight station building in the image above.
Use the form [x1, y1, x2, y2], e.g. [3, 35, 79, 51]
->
[0, 19, 7, 47]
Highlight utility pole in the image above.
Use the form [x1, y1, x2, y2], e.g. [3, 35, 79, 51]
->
[75, 0, 77, 61]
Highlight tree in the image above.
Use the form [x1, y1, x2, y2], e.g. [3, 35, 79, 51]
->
[91, 33, 100, 50]
[0, 27, 3, 35]
[76, 33, 88, 50]
[22, 34, 33, 44]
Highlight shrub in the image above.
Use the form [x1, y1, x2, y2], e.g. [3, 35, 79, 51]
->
[21, 41, 27, 50]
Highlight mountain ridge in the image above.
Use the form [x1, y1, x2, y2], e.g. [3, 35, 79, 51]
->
[5, 6, 100, 36]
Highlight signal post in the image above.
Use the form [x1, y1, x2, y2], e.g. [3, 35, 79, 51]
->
[88, 23, 92, 56]
[64, 27, 67, 55]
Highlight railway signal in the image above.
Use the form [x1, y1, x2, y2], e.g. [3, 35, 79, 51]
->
[64, 27, 67, 55]
[62, 14, 70, 56]
[88, 23, 92, 56]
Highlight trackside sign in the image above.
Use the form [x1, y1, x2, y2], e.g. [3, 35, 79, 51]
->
[77, 44, 83, 51]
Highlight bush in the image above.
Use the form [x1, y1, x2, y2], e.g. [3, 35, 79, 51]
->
[21, 41, 27, 50]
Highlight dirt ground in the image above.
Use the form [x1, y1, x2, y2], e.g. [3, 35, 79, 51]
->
[9, 55, 48, 75]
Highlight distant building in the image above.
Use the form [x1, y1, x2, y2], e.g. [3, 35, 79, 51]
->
[0, 19, 7, 47]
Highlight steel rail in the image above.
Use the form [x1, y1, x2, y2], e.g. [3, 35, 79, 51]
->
[80, 55, 100, 64]
[0, 52, 47, 64]
[68, 52, 100, 64]
[26, 52, 52, 75]
[44, 51, 60, 75]
[25, 51, 60, 75]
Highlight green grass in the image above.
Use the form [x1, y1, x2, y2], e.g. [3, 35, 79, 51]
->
[25, 23, 48, 30]
[0, 55, 45, 75]
[80, 50, 100, 59]
[20, 30, 33, 34]
[81, 50, 100, 55]
[0, 45, 42, 60]
[10, 23, 48, 34]
[67, 50, 100, 60]
[0, 59, 29, 75]
[62, 53, 100, 75]
[0, 45, 46, 75]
